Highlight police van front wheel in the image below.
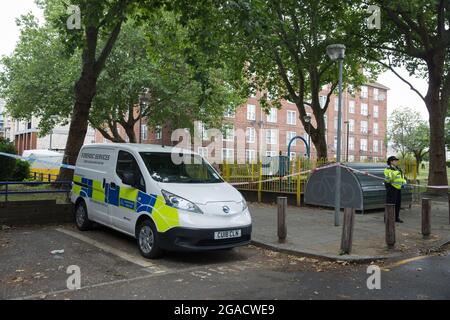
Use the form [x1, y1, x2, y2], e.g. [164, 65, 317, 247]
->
[137, 220, 163, 259]
[74, 200, 92, 231]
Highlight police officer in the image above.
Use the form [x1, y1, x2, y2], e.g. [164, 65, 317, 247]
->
[384, 156, 407, 223]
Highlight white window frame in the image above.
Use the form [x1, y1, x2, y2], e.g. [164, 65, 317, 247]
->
[373, 122, 379, 135]
[349, 100, 355, 114]
[246, 127, 256, 143]
[140, 124, 148, 141]
[360, 120, 368, 134]
[222, 148, 234, 162]
[265, 129, 277, 145]
[245, 149, 257, 163]
[267, 108, 277, 123]
[247, 104, 256, 121]
[374, 105, 379, 118]
[349, 119, 355, 132]
[286, 131, 297, 146]
[360, 138, 368, 151]
[287, 110, 297, 125]
[223, 124, 235, 142]
[361, 103, 368, 116]
[349, 137, 355, 151]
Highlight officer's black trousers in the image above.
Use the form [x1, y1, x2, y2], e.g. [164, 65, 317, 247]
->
[386, 184, 401, 220]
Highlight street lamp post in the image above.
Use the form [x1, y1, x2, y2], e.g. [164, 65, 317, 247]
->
[303, 115, 311, 159]
[326, 44, 345, 227]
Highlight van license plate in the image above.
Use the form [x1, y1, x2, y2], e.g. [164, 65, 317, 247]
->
[214, 229, 241, 240]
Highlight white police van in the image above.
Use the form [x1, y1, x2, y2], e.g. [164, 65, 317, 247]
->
[70, 144, 252, 259]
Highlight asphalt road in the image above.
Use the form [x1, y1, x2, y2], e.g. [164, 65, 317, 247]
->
[0, 224, 449, 300]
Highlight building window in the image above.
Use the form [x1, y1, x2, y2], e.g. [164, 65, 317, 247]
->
[224, 107, 235, 118]
[141, 124, 148, 141]
[373, 88, 379, 100]
[319, 95, 327, 108]
[373, 140, 379, 152]
[349, 137, 355, 151]
[334, 117, 338, 129]
[247, 104, 256, 120]
[267, 108, 277, 123]
[348, 155, 355, 162]
[349, 119, 355, 132]
[155, 125, 162, 139]
[360, 120, 368, 134]
[334, 97, 339, 111]
[223, 124, 234, 141]
[286, 131, 297, 146]
[265, 129, 277, 145]
[246, 127, 255, 143]
[324, 115, 328, 129]
[373, 122, 379, 135]
[360, 86, 368, 98]
[361, 103, 368, 116]
[266, 150, 278, 157]
[245, 149, 257, 163]
[360, 138, 368, 151]
[198, 147, 208, 158]
[374, 105, 379, 118]
[360, 155, 367, 161]
[222, 148, 234, 162]
[287, 110, 297, 125]
[333, 136, 337, 149]
[349, 100, 355, 114]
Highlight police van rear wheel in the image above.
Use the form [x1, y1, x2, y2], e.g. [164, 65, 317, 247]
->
[137, 220, 162, 259]
[74, 200, 92, 231]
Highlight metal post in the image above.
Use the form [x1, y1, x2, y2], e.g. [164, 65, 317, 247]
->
[277, 196, 287, 242]
[340, 207, 355, 254]
[422, 198, 431, 238]
[385, 203, 396, 248]
[334, 58, 344, 226]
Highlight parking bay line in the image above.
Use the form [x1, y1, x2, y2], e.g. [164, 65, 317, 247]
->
[381, 255, 429, 271]
[55, 228, 168, 271]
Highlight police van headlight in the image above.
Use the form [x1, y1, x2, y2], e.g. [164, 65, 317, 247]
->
[241, 197, 248, 211]
[161, 190, 203, 214]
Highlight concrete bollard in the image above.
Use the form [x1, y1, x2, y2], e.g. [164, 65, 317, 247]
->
[340, 207, 355, 254]
[277, 196, 287, 243]
[422, 198, 431, 238]
[385, 204, 396, 248]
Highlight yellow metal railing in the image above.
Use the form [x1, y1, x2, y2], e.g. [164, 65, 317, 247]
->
[219, 157, 417, 206]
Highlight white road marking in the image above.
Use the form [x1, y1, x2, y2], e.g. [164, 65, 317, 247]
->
[55, 228, 168, 271]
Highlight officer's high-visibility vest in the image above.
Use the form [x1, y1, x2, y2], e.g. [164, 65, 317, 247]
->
[384, 165, 407, 190]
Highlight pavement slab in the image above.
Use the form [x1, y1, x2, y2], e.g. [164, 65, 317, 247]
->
[249, 200, 450, 261]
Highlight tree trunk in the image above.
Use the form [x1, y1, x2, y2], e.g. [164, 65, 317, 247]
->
[58, 74, 97, 182]
[426, 104, 447, 193]
[310, 130, 327, 159]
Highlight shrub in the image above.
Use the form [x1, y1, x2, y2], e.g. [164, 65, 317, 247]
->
[12, 159, 30, 181]
[0, 137, 17, 181]
[446, 160, 450, 168]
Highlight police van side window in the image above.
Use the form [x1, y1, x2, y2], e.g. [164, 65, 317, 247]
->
[116, 151, 146, 192]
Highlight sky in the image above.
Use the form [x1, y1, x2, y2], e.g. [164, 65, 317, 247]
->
[0, 0, 430, 121]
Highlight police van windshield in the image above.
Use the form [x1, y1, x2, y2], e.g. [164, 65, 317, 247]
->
[139, 152, 223, 184]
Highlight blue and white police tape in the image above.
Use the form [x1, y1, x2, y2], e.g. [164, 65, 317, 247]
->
[0, 151, 77, 170]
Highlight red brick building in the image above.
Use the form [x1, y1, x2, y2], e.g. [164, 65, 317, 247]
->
[95, 82, 388, 163]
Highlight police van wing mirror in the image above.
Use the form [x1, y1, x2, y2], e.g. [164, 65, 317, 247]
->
[122, 171, 136, 187]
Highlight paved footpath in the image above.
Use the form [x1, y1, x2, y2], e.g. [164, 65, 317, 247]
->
[249, 198, 450, 261]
